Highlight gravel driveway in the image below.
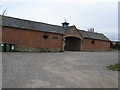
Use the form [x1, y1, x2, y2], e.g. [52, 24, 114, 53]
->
[2, 51, 118, 88]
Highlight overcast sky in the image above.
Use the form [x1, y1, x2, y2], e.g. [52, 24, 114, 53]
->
[0, 0, 119, 41]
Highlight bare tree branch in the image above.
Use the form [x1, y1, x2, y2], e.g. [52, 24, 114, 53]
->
[2, 7, 7, 15]
[0, 0, 8, 16]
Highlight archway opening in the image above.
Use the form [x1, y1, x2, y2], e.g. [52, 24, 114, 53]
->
[64, 37, 81, 51]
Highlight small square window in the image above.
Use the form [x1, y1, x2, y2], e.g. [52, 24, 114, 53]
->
[53, 37, 58, 40]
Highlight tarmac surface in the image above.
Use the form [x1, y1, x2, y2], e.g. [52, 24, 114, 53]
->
[2, 51, 118, 88]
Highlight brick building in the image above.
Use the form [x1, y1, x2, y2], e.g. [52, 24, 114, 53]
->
[1, 16, 110, 52]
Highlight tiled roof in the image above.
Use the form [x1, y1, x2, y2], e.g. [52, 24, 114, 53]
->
[2, 16, 110, 41]
[65, 26, 110, 41]
[2, 16, 65, 34]
[79, 30, 110, 41]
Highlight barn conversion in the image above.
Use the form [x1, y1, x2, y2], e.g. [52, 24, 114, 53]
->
[0, 16, 110, 52]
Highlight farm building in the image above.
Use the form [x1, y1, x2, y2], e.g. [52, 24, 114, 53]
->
[0, 16, 110, 52]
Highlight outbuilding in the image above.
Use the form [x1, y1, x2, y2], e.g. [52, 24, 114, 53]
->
[1, 16, 110, 52]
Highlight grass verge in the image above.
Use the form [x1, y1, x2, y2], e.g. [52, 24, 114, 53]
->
[107, 64, 120, 71]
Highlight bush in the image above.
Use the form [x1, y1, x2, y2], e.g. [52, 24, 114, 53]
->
[110, 42, 120, 50]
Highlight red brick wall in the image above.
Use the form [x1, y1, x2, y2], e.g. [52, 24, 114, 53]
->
[2, 27, 63, 49]
[82, 38, 110, 50]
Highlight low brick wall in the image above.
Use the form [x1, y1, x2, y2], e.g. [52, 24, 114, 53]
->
[16, 46, 63, 52]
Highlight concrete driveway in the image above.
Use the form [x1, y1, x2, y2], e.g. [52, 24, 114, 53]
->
[2, 51, 118, 88]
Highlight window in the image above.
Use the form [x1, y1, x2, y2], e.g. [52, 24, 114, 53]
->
[43, 35, 49, 39]
[53, 36, 58, 40]
[91, 40, 95, 44]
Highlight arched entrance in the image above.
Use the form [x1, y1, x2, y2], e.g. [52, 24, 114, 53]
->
[64, 36, 81, 51]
